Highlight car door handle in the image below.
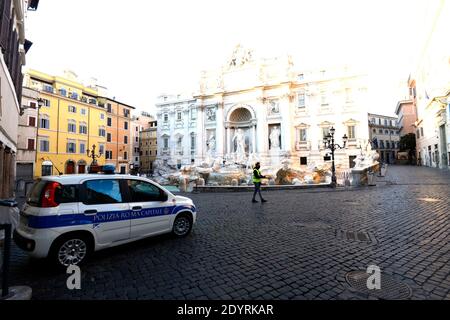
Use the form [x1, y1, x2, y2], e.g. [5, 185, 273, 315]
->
[132, 206, 142, 211]
[84, 209, 97, 215]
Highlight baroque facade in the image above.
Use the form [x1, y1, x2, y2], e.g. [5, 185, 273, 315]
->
[368, 113, 400, 164]
[156, 45, 371, 169]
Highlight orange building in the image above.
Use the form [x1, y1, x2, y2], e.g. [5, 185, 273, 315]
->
[104, 98, 134, 173]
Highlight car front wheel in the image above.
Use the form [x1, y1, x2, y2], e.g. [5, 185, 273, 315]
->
[172, 214, 193, 237]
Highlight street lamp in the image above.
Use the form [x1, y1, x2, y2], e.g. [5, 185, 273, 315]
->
[323, 126, 348, 187]
[87, 144, 102, 166]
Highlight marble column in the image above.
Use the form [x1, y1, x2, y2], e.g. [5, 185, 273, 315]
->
[195, 102, 205, 163]
[255, 96, 268, 154]
[280, 92, 293, 152]
[226, 126, 231, 155]
[252, 125, 256, 153]
[216, 102, 224, 158]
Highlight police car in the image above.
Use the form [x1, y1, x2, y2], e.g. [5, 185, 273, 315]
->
[13, 173, 196, 267]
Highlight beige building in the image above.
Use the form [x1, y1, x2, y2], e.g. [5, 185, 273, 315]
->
[131, 112, 153, 172]
[412, 0, 450, 169]
[139, 120, 157, 174]
[16, 86, 39, 185]
[0, 0, 36, 198]
[368, 113, 400, 164]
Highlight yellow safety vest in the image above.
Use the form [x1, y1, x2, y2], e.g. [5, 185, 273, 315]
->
[253, 168, 262, 183]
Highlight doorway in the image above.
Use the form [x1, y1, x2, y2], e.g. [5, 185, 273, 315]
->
[66, 161, 75, 174]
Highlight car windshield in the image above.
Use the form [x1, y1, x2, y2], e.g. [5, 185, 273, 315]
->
[26, 180, 47, 206]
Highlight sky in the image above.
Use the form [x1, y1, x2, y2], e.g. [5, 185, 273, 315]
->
[24, 0, 432, 117]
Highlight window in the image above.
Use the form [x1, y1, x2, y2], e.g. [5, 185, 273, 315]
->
[124, 121, 128, 130]
[372, 129, 376, 133]
[67, 141, 76, 153]
[40, 118, 50, 129]
[107, 117, 112, 126]
[99, 144, 105, 154]
[55, 185, 79, 204]
[297, 73, 304, 81]
[42, 99, 50, 107]
[68, 121, 77, 133]
[300, 157, 308, 165]
[79, 123, 88, 134]
[79, 142, 86, 154]
[420, 127, 424, 136]
[191, 134, 196, 150]
[146, 150, 149, 155]
[81, 108, 87, 116]
[68, 105, 76, 113]
[124, 136, 128, 144]
[29, 101, 37, 109]
[345, 88, 352, 102]
[100, 113, 105, 120]
[379, 129, 383, 134]
[40, 139, 49, 152]
[28, 116, 36, 127]
[107, 133, 112, 142]
[123, 109, 130, 118]
[322, 127, 330, 139]
[320, 91, 328, 105]
[124, 151, 128, 160]
[106, 103, 112, 113]
[84, 179, 123, 204]
[298, 93, 305, 108]
[347, 126, 356, 139]
[380, 140, 385, 149]
[99, 127, 106, 137]
[135, 126, 138, 132]
[164, 113, 169, 122]
[27, 138, 35, 150]
[416, 129, 420, 138]
[191, 108, 197, 120]
[386, 141, 390, 149]
[384, 119, 388, 126]
[163, 137, 169, 149]
[135, 136, 138, 143]
[385, 130, 389, 134]
[127, 180, 165, 202]
[105, 150, 112, 159]
[41, 164, 52, 176]
[298, 128, 307, 142]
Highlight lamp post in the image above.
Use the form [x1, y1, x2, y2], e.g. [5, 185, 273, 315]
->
[323, 126, 348, 187]
[87, 144, 102, 168]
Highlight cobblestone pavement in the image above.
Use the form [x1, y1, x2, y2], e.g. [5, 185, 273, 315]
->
[6, 165, 450, 300]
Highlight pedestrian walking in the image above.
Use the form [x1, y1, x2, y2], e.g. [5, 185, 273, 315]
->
[252, 162, 267, 203]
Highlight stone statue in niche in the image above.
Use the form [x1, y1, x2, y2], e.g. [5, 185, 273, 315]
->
[270, 126, 281, 150]
[207, 134, 216, 153]
[232, 128, 247, 158]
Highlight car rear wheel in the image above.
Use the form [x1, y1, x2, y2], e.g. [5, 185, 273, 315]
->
[50, 234, 92, 268]
[172, 214, 192, 237]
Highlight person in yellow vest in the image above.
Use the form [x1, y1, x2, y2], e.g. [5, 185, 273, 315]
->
[252, 162, 267, 203]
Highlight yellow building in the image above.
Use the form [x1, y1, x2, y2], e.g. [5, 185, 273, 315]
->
[25, 69, 108, 177]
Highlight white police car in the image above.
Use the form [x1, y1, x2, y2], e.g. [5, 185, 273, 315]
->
[13, 174, 196, 267]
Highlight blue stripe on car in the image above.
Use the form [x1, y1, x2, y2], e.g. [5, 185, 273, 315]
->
[26, 205, 196, 229]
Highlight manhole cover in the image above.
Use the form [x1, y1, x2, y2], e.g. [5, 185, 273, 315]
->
[345, 271, 412, 300]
